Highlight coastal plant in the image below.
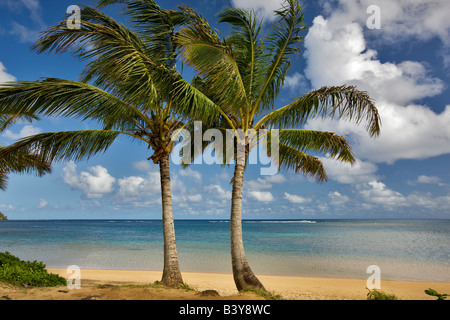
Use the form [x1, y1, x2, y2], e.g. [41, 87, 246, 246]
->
[174, 0, 381, 292]
[0, 251, 66, 287]
[425, 288, 449, 300]
[0, 1, 214, 288]
[245, 289, 283, 300]
[366, 289, 398, 300]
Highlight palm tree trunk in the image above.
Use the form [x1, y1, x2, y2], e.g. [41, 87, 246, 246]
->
[159, 153, 184, 287]
[230, 162, 267, 292]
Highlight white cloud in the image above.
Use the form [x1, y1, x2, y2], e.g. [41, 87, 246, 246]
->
[245, 174, 287, 191]
[359, 180, 406, 208]
[230, 0, 284, 21]
[178, 168, 202, 182]
[283, 192, 312, 204]
[62, 162, 116, 199]
[328, 191, 349, 205]
[304, 17, 444, 104]
[205, 184, 232, 200]
[303, 8, 450, 165]
[0, 61, 16, 84]
[283, 72, 310, 92]
[417, 175, 441, 184]
[262, 174, 287, 184]
[0, 204, 14, 210]
[186, 194, 202, 202]
[1, 0, 45, 26]
[1, 0, 45, 43]
[132, 160, 152, 172]
[357, 180, 450, 214]
[117, 172, 160, 199]
[248, 191, 274, 202]
[37, 198, 48, 209]
[320, 0, 450, 46]
[10, 21, 39, 43]
[2, 125, 41, 140]
[320, 157, 378, 184]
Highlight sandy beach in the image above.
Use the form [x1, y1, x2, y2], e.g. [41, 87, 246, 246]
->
[1, 268, 448, 300]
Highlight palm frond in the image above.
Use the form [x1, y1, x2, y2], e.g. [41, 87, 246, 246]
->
[0, 146, 51, 191]
[0, 113, 40, 133]
[257, 85, 381, 137]
[217, 7, 265, 104]
[33, 5, 163, 107]
[0, 79, 150, 131]
[252, 0, 305, 114]
[278, 129, 355, 164]
[175, 12, 248, 113]
[0, 130, 122, 164]
[275, 143, 327, 182]
[99, 0, 204, 68]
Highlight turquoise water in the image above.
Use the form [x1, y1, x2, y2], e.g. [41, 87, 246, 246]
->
[0, 219, 449, 282]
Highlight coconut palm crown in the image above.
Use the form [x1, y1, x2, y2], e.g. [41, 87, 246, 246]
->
[0, 1, 215, 287]
[174, 0, 381, 292]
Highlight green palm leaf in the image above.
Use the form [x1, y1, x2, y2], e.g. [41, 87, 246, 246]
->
[277, 143, 327, 182]
[252, 0, 305, 115]
[0, 130, 122, 164]
[0, 145, 51, 191]
[257, 85, 381, 137]
[175, 12, 248, 113]
[0, 79, 150, 132]
[278, 129, 355, 163]
[217, 7, 265, 104]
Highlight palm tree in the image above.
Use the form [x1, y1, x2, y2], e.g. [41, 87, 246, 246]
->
[0, 114, 51, 191]
[0, 2, 211, 287]
[174, 0, 381, 291]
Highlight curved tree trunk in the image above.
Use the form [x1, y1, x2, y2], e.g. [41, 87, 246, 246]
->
[159, 153, 184, 287]
[230, 162, 267, 292]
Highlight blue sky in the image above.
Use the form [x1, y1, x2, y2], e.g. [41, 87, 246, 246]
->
[1, 0, 449, 220]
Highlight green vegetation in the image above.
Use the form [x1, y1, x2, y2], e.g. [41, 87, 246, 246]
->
[0, 211, 6, 220]
[425, 288, 449, 300]
[367, 289, 398, 300]
[245, 289, 283, 300]
[177, 283, 196, 291]
[0, 251, 66, 287]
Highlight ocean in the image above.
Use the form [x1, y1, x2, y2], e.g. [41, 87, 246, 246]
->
[0, 219, 449, 282]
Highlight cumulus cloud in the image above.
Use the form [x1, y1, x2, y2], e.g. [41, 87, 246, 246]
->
[0, 62, 16, 85]
[230, 0, 283, 21]
[178, 168, 202, 182]
[2, 125, 41, 140]
[319, 157, 378, 184]
[248, 190, 274, 202]
[323, 0, 450, 46]
[328, 191, 349, 206]
[303, 5, 450, 166]
[62, 162, 116, 199]
[283, 72, 310, 92]
[304, 16, 444, 104]
[359, 180, 406, 208]
[283, 192, 312, 204]
[117, 172, 160, 203]
[205, 184, 231, 200]
[245, 174, 287, 192]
